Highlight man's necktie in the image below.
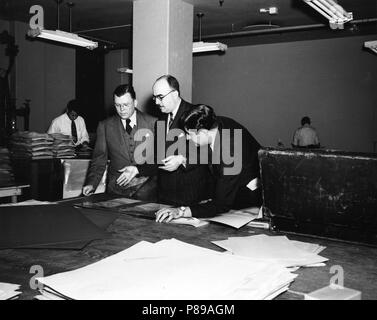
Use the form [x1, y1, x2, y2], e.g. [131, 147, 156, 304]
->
[168, 113, 174, 129]
[125, 118, 132, 135]
[71, 119, 78, 144]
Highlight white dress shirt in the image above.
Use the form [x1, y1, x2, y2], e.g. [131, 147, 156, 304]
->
[120, 110, 137, 130]
[47, 113, 90, 146]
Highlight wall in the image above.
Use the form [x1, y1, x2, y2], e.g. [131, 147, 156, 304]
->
[14, 21, 75, 132]
[193, 35, 377, 153]
[104, 49, 130, 115]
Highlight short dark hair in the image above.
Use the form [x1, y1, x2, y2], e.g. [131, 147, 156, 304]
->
[301, 116, 311, 126]
[67, 99, 80, 113]
[155, 74, 180, 95]
[182, 104, 218, 132]
[113, 84, 136, 99]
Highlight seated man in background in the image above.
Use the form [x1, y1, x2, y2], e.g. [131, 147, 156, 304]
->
[48, 99, 90, 147]
[155, 104, 262, 222]
[82, 84, 156, 199]
[292, 116, 320, 148]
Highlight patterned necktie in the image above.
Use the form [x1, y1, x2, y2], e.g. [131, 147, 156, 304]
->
[168, 113, 174, 128]
[71, 119, 78, 143]
[125, 118, 132, 135]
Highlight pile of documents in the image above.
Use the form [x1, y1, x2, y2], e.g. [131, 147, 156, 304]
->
[0, 148, 15, 187]
[0, 283, 21, 300]
[212, 234, 327, 268]
[10, 131, 53, 159]
[205, 207, 262, 229]
[49, 133, 76, 158]
[35, 239, 297, 300]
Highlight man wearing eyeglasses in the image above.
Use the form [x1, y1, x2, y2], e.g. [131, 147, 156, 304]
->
[120, 75, 213, 206]
[82, 84, 156, 198]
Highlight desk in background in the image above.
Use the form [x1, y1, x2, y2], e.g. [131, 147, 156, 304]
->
[11, 157, 101, 201]
[0, 184, 30, 203]
[0, 194, 376, 300]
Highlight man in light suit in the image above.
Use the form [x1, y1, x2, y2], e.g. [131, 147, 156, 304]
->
[121, 75, 213, 206]
[82, 84, 156, 198]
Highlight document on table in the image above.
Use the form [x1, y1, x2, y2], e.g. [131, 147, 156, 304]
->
[0, 283, 21, 300]
[211, 234, 328, 268]
[36, 238, 297, 300]
[169, 217, 209, 228]
[205, 207, 261, 229]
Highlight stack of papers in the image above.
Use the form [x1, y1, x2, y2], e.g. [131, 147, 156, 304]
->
[0, 283, 21, 300]
[36, 239, 297, 300]
[212, 234, 327, 268]
[205, 207, 262, 229]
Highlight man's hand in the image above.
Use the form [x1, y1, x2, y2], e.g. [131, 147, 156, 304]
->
[155, 207, 183, 223]
[159, 155, 186, 172]
[82, 185, 94, 196]
[116, 166, 139, 186]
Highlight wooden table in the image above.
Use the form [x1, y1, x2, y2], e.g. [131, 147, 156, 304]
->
[0, 195, 376, 300]
[0, 184, 30, 203]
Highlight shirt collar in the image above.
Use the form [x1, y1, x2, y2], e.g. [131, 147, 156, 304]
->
[209, 128, 219, 152]
[122, 110, 137, 128]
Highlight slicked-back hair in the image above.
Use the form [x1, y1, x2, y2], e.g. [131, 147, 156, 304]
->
[113, 84, 136, 99]
[155, 74, 180, 95]
[182, 104, 218, 132]
[301, 116, 311, 126]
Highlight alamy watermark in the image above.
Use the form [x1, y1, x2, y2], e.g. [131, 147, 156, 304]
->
[133, 122, 243, 175]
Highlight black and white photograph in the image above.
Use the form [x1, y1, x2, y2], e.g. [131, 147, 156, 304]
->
[0, 0, 376, 305]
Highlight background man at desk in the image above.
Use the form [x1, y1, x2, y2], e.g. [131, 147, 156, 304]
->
[292, 116, 320, 148]
[82, 84, 156, 198]
[47, 99, 90, 147]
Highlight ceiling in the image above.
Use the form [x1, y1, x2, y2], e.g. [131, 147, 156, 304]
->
[1, 0, 377, 48]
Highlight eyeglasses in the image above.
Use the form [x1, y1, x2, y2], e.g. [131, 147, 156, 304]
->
[152, 90, 175, 102]
[114, 103, 133, 109]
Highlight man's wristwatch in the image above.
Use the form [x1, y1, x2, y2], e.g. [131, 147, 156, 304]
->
[178, 206, 186, 218]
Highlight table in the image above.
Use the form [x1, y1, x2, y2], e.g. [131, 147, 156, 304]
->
[0, 194, 376, 300]
[0, 184, 30, 203]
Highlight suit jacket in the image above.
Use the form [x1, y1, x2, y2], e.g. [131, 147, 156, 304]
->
[85, 109, 156, 195]
[190, 116, 262, 218]
[138, 99, 213, 206]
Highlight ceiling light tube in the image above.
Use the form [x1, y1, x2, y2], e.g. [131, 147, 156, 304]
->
[303, 0, 353, 29]
[192, 41, 227, 53]
[27, 28, 98, 50]
[364, 40, 377, 54]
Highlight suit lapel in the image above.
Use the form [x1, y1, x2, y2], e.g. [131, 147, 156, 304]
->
[170, 100, 187, 130]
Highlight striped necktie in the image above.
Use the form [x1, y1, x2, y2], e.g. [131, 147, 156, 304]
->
[125, 118, 132, 135]
[168, 113, 174, 128]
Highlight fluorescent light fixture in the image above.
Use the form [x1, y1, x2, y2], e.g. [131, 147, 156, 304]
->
[303, 0, 353, 30]
[117, 67, 133, 74]
[27, 28, 98, 50]
[364, 40, 377, 54]
[192, 41, 228, 53]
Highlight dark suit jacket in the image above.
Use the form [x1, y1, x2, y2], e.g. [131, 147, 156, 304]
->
[85, 109, 156, 195]
[190, 116, 262, 218]
[138, 99, 213, 206]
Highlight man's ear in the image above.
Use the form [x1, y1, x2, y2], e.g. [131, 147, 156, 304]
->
[134, 99, 138, 109]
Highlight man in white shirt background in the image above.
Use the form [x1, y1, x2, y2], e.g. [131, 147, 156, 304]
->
[292, 116, 320, 148]
[47, 99, 90, 147]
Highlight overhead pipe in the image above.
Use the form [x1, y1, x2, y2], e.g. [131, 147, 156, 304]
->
[197, 18, 377, 41]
